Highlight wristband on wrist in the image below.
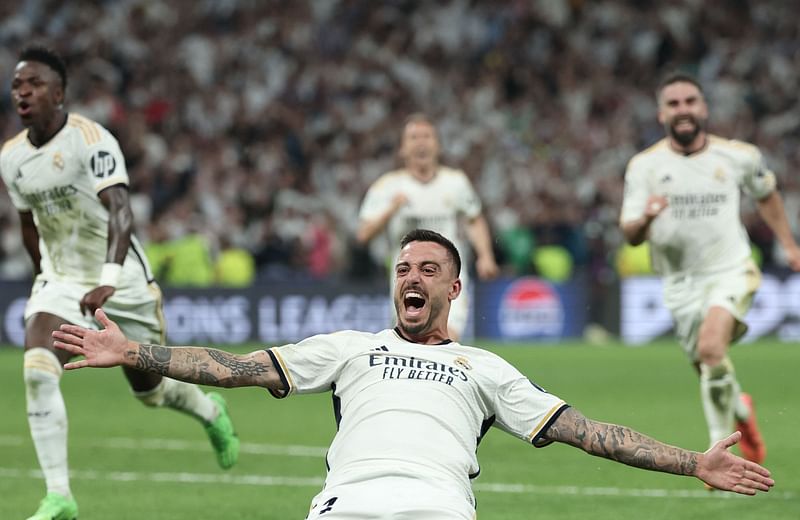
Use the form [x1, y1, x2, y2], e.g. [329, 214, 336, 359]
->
[99, 262, 122, 288]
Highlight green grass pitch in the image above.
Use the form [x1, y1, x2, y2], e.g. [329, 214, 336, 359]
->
[1, 339, 797, 519]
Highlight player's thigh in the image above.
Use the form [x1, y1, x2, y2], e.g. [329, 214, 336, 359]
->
[696, 306, 736, 364]
[664, 281, 704, 360]
[24, 278, 97, 364]
[25, 312, 73, 365]
[704, 262, 760, 342]
[106, 282, 166, 391]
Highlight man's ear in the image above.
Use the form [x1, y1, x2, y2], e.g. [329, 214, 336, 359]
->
[54, 84, 65, 107]
[448, 278, 462, 301]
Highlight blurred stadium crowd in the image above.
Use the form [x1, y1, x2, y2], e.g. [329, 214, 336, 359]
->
[1, 0, 799, 286]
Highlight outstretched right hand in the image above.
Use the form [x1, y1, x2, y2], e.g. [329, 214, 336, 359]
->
[52, 308, 131, 370]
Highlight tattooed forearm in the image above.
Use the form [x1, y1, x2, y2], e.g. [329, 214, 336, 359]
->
[135, 344, 173, 375]
[206, 349, 271, 380]
[130, 343, 276, 389]
[546, 408, 698, 476]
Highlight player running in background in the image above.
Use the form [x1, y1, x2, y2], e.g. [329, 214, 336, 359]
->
[357, 113, 499, 341]
[620, 72, 800, 468]
[0, 45, 239, 520]
[54, 229, 774, 519]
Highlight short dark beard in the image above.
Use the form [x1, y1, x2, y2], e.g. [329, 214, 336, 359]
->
[394, 298, 443, 337]
[667, 116, 703, 147]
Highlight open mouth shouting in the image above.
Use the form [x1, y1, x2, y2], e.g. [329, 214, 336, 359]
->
[673, 116, 696, 132]
[403, 290, 427, 319]
[17, 100, 32, 118]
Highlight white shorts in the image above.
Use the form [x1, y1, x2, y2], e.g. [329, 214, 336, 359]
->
[304, 477, 476, 520]
[663, 260, 760, 360]
[25, 275, 165, 344]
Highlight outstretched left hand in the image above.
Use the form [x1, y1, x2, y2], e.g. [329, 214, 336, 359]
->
[695, 431, 774, 494]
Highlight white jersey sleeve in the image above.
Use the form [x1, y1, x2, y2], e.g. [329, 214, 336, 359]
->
[358, 172, 395, 223]
[491, 361, 568, 447]
[619, 152, 653, 224]
[739, 144, 776, 200]
[452, 169, 482, 220]
[0, 131, 32, 211]
[267, 331, 350, 397]
[85, 124, 129, 193]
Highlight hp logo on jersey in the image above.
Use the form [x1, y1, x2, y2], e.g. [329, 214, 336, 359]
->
[91, 150, 116, 178]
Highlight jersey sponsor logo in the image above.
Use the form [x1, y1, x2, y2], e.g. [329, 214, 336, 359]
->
[668, 192, 727, 219]
[498, 278, 564, 338]
[90, 150, 116, 178]
[22, 185, 78, 215]
[368, 353, 469, 385]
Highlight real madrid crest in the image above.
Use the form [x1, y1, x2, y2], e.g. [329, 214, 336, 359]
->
[53, 151, 64, 171]
[454, 356, 472, 370]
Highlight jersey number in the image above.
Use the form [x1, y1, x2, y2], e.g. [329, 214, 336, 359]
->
[318, 497, 338, 515]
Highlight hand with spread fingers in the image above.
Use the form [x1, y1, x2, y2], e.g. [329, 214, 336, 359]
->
[696, 432, 774, 494]
[52, 308, 132, 370]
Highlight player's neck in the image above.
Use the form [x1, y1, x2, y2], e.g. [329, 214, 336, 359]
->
[669, 133, 707, 156]
[28, 111, 68, 147]
[394, 325, 451, 345]
[409, 163, 437, 183]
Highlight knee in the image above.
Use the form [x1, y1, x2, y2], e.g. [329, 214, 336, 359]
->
[24, 348, 63, 385]
[696, 337, 727, 367]
[700, 356, 735, 380]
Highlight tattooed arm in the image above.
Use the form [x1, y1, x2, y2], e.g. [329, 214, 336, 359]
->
[543, 407, 774, 495]
[52, 308, 281, 390]
[130, 344, 277, 388]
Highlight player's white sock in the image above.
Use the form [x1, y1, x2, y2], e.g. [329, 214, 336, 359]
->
[24, 348, 71, 499]
[699, 357, 736, 445]
[135, 378, 217, 423]
[733, 382, 750, 422]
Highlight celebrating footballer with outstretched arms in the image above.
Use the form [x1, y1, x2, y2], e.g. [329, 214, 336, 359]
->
[55, 230, 772, 518]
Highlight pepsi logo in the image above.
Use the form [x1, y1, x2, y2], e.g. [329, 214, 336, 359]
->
[498, 278, 564, 338]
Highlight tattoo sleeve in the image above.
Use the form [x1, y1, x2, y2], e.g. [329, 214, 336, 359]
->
[545, 407, 698, 476]
[133, 344, 277, 389]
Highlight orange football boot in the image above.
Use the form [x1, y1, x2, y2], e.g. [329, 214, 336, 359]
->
[735, 393, 766, 463]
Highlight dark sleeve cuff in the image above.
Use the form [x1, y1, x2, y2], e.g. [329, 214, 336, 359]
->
[531, 403, 570, 447]
[266, 349, 290, 399]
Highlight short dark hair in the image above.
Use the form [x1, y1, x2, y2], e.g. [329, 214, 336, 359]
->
[656, 71, 703, 100]
[19, 45, 67, 90]
[400, 229, 461, 277]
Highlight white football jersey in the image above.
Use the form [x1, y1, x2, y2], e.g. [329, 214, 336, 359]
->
[268, 328, 568, 505]
[620, 136, 776, 278]
[359, 166, 482, 267]
[0, 114, 153, 286]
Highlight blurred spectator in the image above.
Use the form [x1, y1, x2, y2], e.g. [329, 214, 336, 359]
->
[1, 0, 799, 285]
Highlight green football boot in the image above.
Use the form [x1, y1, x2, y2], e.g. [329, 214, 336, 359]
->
[204, 392, 240, 469]
[26, 492, 78, 520]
